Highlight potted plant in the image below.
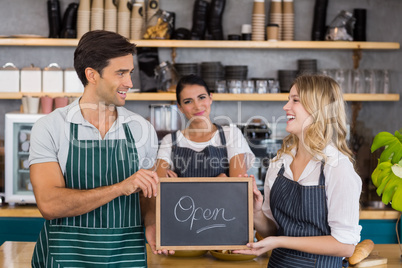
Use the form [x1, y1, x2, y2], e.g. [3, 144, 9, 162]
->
[371, 129, 402, 211]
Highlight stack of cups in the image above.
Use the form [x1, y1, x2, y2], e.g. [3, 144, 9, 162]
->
[131, 3, 145, 40]
[118, 0, 131, 39]
[269, 0, 282, 40]
[90, 0, 104, 31]
[76, 0, 90, 39]
[282, 0, 294, 40]
[104, 0, 117, 32]
[252, 0, 266, 41]
[147, 0, 160, 27]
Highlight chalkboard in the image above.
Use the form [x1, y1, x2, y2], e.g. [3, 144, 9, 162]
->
[156, 177, 253, 250]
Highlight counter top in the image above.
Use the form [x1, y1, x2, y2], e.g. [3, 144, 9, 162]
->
[0, 205, 42, 218]
[1, 204, 399, 220]
[1, 242, 401, 267]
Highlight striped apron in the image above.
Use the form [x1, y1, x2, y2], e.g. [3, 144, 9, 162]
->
[268, 163, 343, 268]
[171, 124, 229, 177]
[32, 123, 147, 268]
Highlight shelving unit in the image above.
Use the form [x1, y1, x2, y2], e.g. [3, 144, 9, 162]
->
[0, 38, 400, 49]
[0, 38, 399, 102]
[0, 38, 399, 50]
[0, 92, 399, 102]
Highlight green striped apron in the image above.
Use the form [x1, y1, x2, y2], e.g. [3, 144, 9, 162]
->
[32, 123, 147, 268]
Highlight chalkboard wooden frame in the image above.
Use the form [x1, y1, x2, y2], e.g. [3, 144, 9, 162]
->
[156, 177, 253, 250]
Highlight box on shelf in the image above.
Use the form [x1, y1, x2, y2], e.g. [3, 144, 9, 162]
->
[0, 63, 19, 92]
[64, 68, 84, 93]
[42, 63, 63, 93]
[20, 65, 42, 93]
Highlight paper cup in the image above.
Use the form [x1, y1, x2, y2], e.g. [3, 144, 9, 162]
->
[253, 0, 265, 15]
[269, 0, 282, 14]
[21, 96, 29, 114]
[40, 96, 53, 114]
[54, 96, 69, 109]
[267, 24, 279, 41]
[27, 96, 40, 114]
[283, 0, 294, 14]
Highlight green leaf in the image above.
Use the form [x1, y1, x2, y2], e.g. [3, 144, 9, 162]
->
[371, 131, 402, 164]
[371, 160, 393, 187]
[381, 173, 402, 205]
[391, 186, 402, 211]
[376, 169, 393, 196]
[371, 130, 402, 212]
[391, 164, 402, 178]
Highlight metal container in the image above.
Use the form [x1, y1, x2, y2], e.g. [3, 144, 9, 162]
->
[0, 63, 19, 92]
[149, 104, 182, 132]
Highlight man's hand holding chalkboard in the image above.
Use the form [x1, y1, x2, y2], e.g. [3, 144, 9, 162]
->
[118, 169, 159, 198]
[146, 223, 176, 256]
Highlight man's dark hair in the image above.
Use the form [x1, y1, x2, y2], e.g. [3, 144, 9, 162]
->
[175, 74, 211, 105]
[74, 30, 136, 86]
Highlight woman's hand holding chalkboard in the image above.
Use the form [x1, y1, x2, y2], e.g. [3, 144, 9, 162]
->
[166, 169, 178, 178]
[251, 175, 264, 213]
[233, 236, 278, 256]
[238, 174, 263, 213]
[119, 169, 159, 198]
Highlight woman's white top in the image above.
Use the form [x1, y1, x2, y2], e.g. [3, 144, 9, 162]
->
[157, 125, 255, 171]
[262, 144, 362, 245]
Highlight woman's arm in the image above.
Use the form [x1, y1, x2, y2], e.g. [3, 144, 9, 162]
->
[251, 176, 277, 237]
[228, 154, 247, 177]
[234, 235, 355, 257]
[155, 159, 178, 178]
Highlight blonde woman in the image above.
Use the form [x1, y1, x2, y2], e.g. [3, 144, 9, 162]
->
[235, 74, 362, 268]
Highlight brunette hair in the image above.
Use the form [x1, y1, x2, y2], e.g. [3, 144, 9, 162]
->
[276, 74, 354, 163]
[74, 30, 136, 86]
[175, 74, 211, 105]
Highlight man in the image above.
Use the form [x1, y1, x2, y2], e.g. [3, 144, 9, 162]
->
[29, 30, 159, 267]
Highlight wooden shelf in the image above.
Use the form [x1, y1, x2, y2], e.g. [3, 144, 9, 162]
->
[0, 92, 399, 102]
[0, 38, 399, 50]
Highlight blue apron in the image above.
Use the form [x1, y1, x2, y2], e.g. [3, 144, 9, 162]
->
[31, 123, 147, 268]
[268, 163, 343, 268]
[171, 124, 229, 177]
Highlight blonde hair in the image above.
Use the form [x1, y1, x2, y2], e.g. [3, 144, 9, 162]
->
[276, 74, 354, 163]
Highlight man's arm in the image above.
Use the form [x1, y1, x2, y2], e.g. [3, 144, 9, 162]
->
[30, 162, 158, 220]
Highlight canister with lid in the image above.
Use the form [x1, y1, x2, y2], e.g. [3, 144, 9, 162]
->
[64, 67, 84, 93]
[43, 63, 63, 92]
[0, 63, 20, 92]
[20, 64, 42, 93]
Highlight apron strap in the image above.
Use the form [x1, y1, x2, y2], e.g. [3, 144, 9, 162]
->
[319, 161, 326, 186]
[70, 122, 78, 140]
[122, 123, 134, 141]
[277, 163, 285, 177]
[215, 124, 227, 146]
[172, 130, 178, 148]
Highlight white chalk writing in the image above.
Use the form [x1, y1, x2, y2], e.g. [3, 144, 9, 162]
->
[174, 196, 236, 233]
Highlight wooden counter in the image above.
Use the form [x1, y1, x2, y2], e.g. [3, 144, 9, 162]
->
[1, 241, 402, 267]
[1, 204, 399, 220]
[0, 205, 42, 218]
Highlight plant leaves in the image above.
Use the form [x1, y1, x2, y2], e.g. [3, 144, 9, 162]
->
[371, 160, 392, 188]
[371, 130, 402, 212]
[392, 164, 402, 178]
[371, 131, 402, 164]
[380, 173, 399, 204]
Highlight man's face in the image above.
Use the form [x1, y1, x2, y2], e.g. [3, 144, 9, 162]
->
[96, 54, 134, 107]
